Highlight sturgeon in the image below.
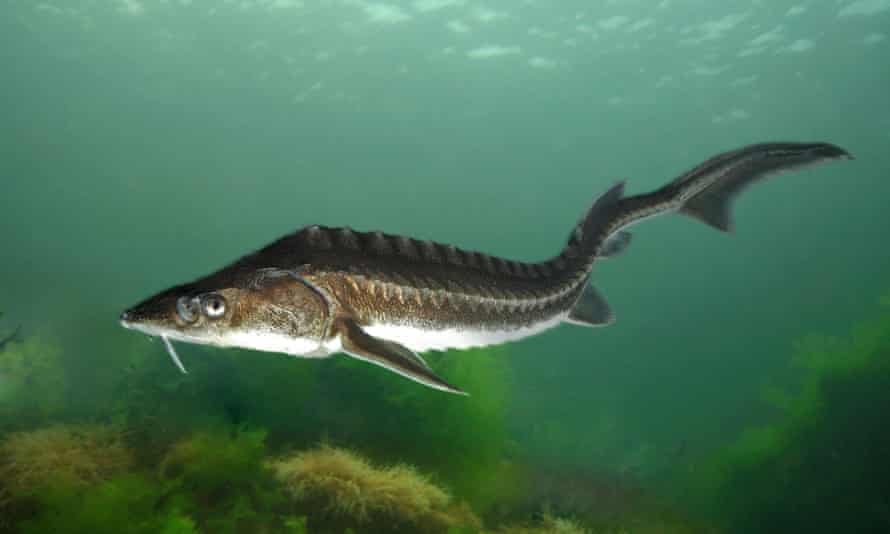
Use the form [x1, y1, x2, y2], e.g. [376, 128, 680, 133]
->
[120, 142, 852, 394]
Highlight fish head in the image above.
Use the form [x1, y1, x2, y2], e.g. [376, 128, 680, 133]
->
[120, 268, 330, 355]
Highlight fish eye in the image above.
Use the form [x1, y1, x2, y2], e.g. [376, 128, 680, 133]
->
[201, 294, 226, 319]
[176, 296, 199, 324]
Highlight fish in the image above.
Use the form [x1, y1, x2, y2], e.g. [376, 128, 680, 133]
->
[120, 142, 852, 395]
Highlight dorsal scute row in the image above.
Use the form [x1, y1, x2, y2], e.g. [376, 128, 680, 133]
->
[296, 224, 546, 281]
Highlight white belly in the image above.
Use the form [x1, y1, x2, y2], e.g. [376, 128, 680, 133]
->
[222, 330, 324, 357]
[364, 314, 565, 353]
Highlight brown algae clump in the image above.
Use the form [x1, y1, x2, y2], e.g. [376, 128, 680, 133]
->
[0, 424, 132, 499]
[268, 444, 481, 532]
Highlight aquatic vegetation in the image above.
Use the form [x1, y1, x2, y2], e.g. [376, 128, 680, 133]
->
[499, 465, 706, 534]
[159, 427, 285, 533]
[59, 318, 521, 512]
[5, 424, 309, 533]
[17, 474, 197, 534]
[199, 349, 320, 441]
[0, 315, 705, 533]
[269, 444, 482, 532]
[0, 424, 131, 499]
[0, 336, 67, 431]
[0, 424, 133, 530]
[0, 313, 703, 534]
[333, 345, 523, 510]
[393, 346, 522, 506]
[105, 337, 262, 462]
[281, 515, 309, 534]
[0, 325, 21, 352]
[0, 415, 700, 532]
[160, 427, 268, 492]
[495, 513, 590, 534]
[691, 294, 890, 533]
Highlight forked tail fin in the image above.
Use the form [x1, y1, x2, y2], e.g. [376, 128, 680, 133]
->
[559, 142, 852, 326]
[670, 142, 853, 232]
[563, 142, 853, 262]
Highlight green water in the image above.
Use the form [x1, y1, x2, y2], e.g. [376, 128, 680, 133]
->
[2, 1, 889, 532]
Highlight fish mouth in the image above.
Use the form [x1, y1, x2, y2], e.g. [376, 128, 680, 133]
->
[118, 312, 168, 339]
[118, 312, 155, 335]
[118, 311, 194, 374]
[118, 312, 214, 348]
[119, 310, 158, 334]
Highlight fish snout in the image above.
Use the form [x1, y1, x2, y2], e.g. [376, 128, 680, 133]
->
[119, 310, 134, 328]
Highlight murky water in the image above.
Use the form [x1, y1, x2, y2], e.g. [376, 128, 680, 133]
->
[2, 1, 889, 532]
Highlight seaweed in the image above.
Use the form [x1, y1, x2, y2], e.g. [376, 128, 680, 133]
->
[0, 325, 22, 352]
[269, 444, 482, 533]
[3, 424, 312, 534]
[0, 336, 68, 432]
[495, 513, 590, 534]
[313, 345, 524, 512]
[691, 292, 890, 533]
[0, 420, 700, 533]
[158, 426, 285, 533]
[0, 424, 131, 496]
[0, 423, 132, 528]
[0, 311, 704, 533]
[17, 474, 197, 534]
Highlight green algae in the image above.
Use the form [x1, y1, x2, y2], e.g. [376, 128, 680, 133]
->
[18, 474, 196, 534]
[0, 336, 67, 432]
[686, 292, 890, 533]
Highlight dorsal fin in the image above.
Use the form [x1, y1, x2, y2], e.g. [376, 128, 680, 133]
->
[559, 181, 626, 262]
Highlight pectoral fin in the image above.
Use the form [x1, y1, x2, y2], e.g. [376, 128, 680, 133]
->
[335, 318, 467, 395]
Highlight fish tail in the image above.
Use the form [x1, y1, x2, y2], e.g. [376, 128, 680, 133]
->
[554, 142, 851, 326]
[565, 142, 852, 263]
[666, 142, 852, 232]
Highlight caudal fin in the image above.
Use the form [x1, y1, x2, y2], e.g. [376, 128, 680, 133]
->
[561, 142, 851, 259]
[557, 141, 851, 328]
[673, 142, 853, 232]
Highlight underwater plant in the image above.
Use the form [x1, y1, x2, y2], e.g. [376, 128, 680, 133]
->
[495, 513, 590, 534]
[160, 427, 268, 492]
[196, 347, 321, 443]
[688, 292, 890, 533]
[0, 325, 21, 352]
[4, 425, 313, 533]
[494, 464, 707, 534]
[158, 427, 286, 533]
[16, 474, 198, 534]
[317, 345, 524, 512]
[0, 424, 133, 530]
[0, 424, 131, 499]
[268, 444, 482, 533]
[0, 336, 67, 432]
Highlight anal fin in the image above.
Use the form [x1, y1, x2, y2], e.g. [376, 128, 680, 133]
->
[336, 318, 467, 395]
[565, 285, 614, 327]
